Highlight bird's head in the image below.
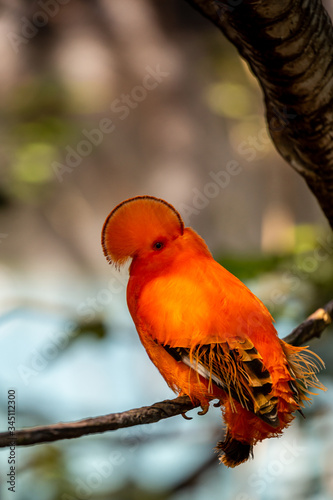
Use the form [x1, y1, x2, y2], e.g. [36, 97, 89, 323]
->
[102, 196, 185, 268]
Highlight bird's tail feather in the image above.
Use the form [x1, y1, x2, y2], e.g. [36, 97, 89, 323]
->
[280, 340, 326, 405]
[216, 431, 253, 468]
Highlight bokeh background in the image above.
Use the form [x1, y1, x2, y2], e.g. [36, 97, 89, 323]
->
[0, 1, 333, 499]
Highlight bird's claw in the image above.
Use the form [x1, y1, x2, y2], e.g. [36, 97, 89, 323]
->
[181, 411, 193, 420]
[198, 404, 209, 416]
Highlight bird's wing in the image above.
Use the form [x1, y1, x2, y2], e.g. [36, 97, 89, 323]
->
[162, 336, 280, 428]
[131, 257, 280, 426]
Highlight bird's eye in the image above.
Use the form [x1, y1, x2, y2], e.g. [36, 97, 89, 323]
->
[153, 241, 164, 251]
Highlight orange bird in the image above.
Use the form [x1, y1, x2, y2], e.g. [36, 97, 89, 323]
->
[102, 195, 325, 467]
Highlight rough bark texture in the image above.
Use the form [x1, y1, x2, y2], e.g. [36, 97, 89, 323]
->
[0, 396, 196, 448]
[185, 0, 333, 228]
[0, 300, 331, 449]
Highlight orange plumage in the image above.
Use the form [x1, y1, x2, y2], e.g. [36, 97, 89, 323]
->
[102, 195, 325, 467]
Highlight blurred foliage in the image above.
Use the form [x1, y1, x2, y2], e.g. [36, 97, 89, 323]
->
[19, 446, 64, 477]
[99, 484, 170, 500]
[205, 82, 254, 119]
[2, 75, 102, 203]
[219, 254, 282, 281]
[75, 319, 108, 340]
[218, 225, 333, 320]
[39, 317, 109, 367]
[8, 77, 68, 121]
[3, 78, 69, 202]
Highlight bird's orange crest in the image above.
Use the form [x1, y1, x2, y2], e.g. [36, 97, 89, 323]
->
[102, 196, 184, 267]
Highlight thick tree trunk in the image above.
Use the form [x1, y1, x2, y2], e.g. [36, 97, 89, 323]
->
[185, 0, 333, 228]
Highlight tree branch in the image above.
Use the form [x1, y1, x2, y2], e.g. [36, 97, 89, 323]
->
[283, 299, 333, 346]
[1, 396, 196, 448]
[0, 301, 331, 449]
[184, 0, 333, 229]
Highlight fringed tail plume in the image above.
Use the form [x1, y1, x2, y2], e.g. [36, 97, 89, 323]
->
[280, 340, 326, 405]
[216, 432, 253, 468]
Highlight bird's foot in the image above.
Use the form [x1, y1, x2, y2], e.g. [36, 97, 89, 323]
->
[181, 412, 193, 420]
[198, 404, 209, 416]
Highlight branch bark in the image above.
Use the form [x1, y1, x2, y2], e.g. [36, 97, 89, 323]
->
[283, 299, 333, 345]
[184, 0, 333, 228]
[1, 300, 331, 449]
[1, 396, 196, 448]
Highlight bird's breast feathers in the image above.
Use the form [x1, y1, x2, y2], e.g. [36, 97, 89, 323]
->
[127, 256, 274, 348]
[134, 273, 213, 346]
